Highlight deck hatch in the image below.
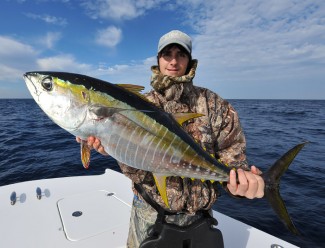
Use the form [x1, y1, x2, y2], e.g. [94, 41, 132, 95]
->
[57, 190, 131, 241]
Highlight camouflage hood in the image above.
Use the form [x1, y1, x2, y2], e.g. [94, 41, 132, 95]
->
[150, 59, 198, 101]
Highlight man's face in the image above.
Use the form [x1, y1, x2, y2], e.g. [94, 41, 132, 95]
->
[158, 46, 189, 77]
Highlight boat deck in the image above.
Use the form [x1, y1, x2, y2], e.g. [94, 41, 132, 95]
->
[0, 169, 298, 247]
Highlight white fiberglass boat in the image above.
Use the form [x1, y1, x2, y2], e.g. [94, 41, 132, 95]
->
[0, 169, 298, 248]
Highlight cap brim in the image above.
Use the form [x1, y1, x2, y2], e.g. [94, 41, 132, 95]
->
[158, 40, 191, 54]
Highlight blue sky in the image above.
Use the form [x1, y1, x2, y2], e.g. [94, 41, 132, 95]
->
[1, 0, 324, 99]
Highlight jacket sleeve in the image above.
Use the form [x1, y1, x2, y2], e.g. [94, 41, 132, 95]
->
[212, 98, 249, 169]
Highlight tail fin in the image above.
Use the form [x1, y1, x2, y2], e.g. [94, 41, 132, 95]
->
[263, 142, 308, 235]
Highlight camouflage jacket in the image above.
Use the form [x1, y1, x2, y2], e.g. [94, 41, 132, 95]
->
[119, 60, 249, 214]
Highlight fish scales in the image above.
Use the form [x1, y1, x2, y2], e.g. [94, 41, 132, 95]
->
[85, 90, 218, 178]
[96, 110, 228, 181]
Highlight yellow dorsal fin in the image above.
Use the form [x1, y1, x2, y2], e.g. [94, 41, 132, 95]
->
[117, 84, 145, 94]
[172, 113, 205, 125]
[117, 84, 147, 100]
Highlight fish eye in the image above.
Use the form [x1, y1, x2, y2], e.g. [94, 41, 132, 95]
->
[41, 77, 53, 91]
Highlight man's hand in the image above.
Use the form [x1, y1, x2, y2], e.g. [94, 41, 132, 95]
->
[76, 136, 108, 156]
[227, 166, 264, 199]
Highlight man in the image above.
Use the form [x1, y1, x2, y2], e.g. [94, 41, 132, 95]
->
[79, 30, 264, 247]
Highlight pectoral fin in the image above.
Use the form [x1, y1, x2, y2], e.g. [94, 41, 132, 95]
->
[81, 140, 91, 169]
[153, 174, 169, 208]
[89, 105, 126, 118]
[89, 104, 154, 119]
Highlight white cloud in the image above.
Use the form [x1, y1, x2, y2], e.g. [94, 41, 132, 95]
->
[90, 56, 155, 89]
[81, 0, 166, 21]
[0, 64, 23, 81]
[174, 1, 325, 88]
[37, 54, 92, 72]
[25, 13, 67, 26]
[0, 36, 94, 89]
[95, 26, 122, 48]
[0, 36, 39, 82]
[0, 33, 62, 81]
[39, 32, 62, 49]
[0, 36, 37, 58]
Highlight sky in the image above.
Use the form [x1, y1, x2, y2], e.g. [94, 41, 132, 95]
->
[1, 0, 324, 99]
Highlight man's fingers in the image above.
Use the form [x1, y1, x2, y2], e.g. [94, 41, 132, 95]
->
[243, 171, 258, 199]
[98, 146, 109, 156]
[227, 167, 265, 199]
[76, 136, 108, 156]
[92, 138, 101, 150]
[227, 170, 237, 194]
[255, 175, 265, 198]
[251, 165, 262, 175]
[87, 136, 96, 147]
[236, 169, 248, 196]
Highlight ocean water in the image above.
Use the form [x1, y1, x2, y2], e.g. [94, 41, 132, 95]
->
[0, 99, 324, 248]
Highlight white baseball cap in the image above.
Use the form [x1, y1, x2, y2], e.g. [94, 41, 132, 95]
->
[158, 30, 192, 54]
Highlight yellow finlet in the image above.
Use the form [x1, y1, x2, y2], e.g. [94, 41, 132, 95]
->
[217, 158, 228, 167]
[172, 113, 205, 126]
[153, 174, 169, 208]
[81, 140, 91, 169]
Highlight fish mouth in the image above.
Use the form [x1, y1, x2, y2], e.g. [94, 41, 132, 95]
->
[24, 73, 35, 89]
[24, 73, 41, 100]
[23, 72, 32, 81]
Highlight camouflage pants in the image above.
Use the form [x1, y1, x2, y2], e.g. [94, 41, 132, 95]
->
[127, 195, 207, 248]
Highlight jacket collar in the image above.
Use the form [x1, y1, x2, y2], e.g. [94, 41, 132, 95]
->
[150, 59, 198, 93]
